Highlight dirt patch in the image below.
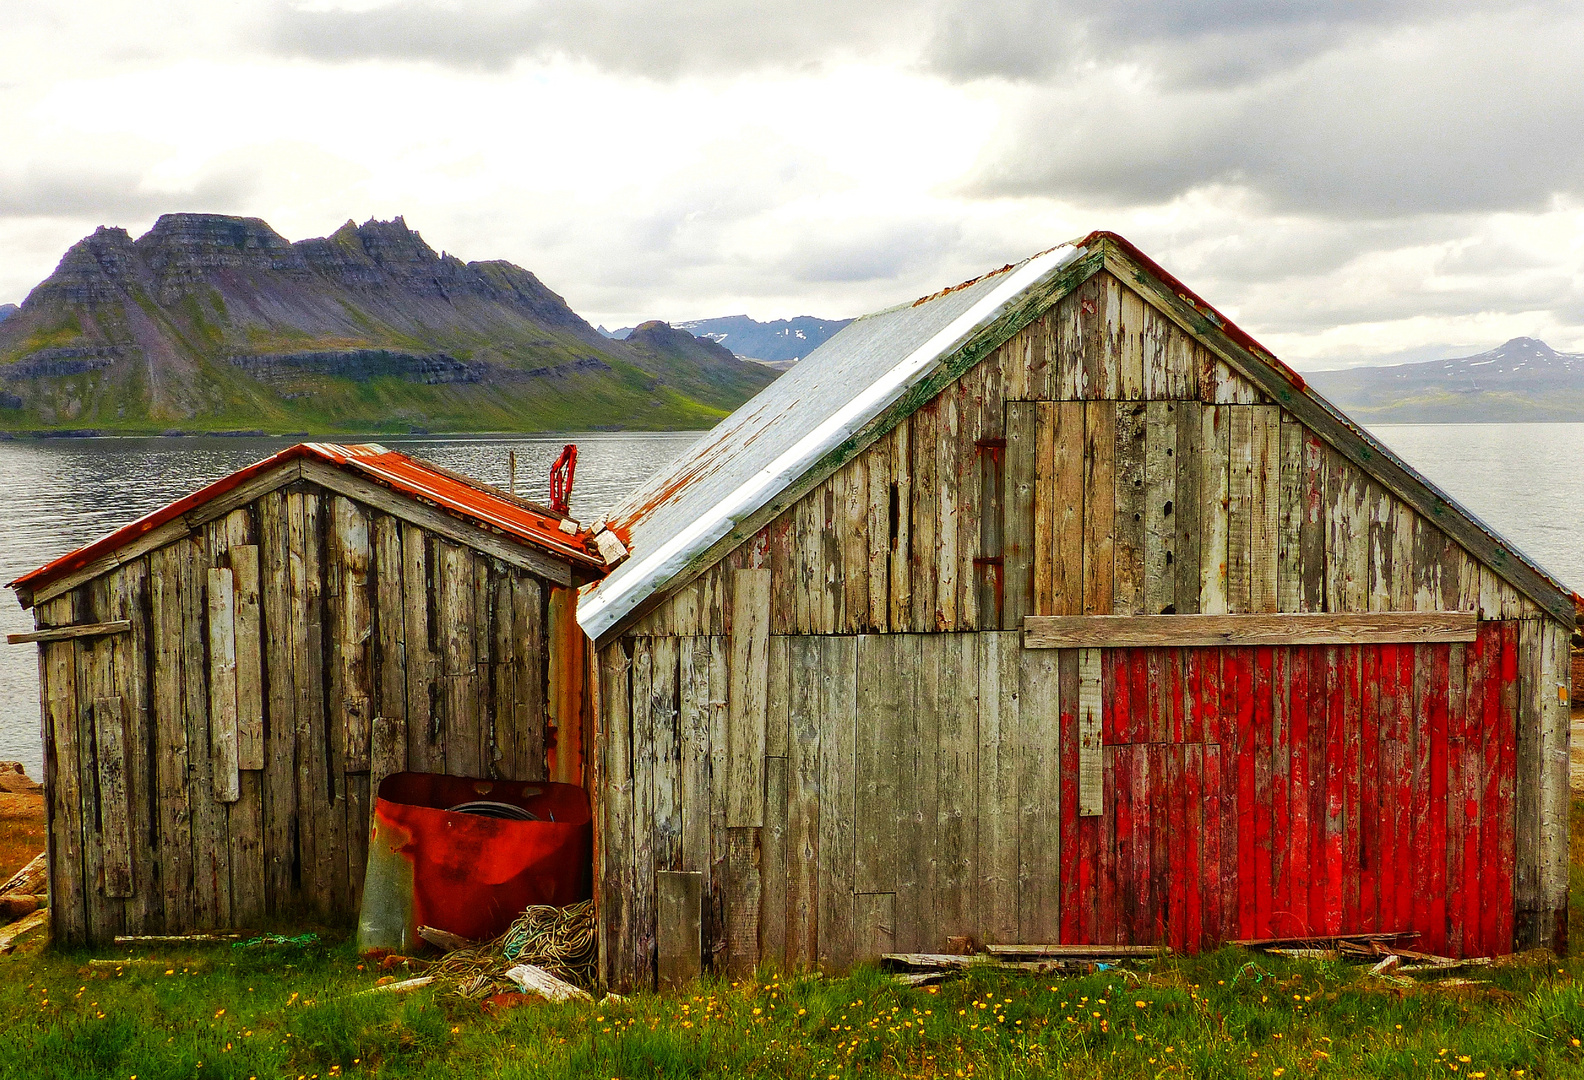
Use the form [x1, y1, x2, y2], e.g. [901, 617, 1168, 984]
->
[0, 791, 45, 883]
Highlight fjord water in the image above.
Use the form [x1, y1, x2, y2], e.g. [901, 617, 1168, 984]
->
[0, 432, 699, 777]
[1, 422, 1581, 777]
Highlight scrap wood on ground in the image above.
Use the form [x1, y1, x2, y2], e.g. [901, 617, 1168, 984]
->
[390, 899, 598, 999]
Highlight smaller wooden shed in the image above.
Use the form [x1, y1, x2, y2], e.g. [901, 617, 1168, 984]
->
[7, 443, 609, 945]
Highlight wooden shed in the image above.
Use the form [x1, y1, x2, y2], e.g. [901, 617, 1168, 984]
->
[7, 442, 608, 945]
[578, 231, 1575, 990]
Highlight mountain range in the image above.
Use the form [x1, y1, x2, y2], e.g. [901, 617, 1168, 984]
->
[0, 304, 17, 325]
[1305, 337, 1584, 423]
[602, 313, 850, 367]
[0, 214, 776, 434]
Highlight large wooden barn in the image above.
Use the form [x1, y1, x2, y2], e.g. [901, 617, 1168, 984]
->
[579, 231, 1575, 990]
[7, 443, 607, 945]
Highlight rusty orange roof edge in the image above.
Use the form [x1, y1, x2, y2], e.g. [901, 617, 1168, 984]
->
[7, 442, 606, 597]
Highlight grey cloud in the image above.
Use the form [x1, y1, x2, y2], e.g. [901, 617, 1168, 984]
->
[266, 0, 922, 76]
[0, 167, 256, 221]
[965, 11, 1584, 218]
[924, 0, 1516, 88]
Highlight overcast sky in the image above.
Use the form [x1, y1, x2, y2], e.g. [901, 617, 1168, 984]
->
[2, 1, 1581, 369]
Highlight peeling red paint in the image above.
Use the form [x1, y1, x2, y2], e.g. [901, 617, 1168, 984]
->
[8, 441, 606, 599]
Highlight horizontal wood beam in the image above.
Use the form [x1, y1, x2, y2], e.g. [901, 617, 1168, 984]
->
[1023, 612, 1479, 649]
[7, 620, 132, 645]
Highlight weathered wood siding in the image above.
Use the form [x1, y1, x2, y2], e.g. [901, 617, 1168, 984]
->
[600, 621, 1566, 986]
[35, 478, 572, 944]
[626, 272, 1538, 639]
[602, 268, 1570, 986]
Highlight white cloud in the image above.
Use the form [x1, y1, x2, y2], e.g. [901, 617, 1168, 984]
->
[0, 0, 1580, 368]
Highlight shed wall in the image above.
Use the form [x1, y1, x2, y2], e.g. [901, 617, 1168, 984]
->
[37, 478, 577, 944]
[599, 269, 1571, 987]
[599, 622, 1569, 987]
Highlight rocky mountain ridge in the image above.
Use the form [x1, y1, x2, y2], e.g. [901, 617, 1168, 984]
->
[0, 304, 16, 324]
[602, 313, 851, 367]
[1307, 337, 1584, 423]
[0, 214, 776, 433]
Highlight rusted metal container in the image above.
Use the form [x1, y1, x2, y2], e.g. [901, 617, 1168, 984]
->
[357, 773, 592, 954]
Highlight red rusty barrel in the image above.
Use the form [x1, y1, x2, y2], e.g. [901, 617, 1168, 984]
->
[358, 773, 591, 953]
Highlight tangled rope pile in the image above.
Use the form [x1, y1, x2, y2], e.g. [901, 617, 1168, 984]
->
[422, 900, 598, 998]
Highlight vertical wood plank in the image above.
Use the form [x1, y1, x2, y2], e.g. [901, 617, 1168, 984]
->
[817, 635, 857, 971]
[679, 636, 713, 879]
[937, 387, 960, 630]
[1250, 405, 1281, 613]
[600, 643, 634, 987]
[630, 638, 657, 986]
[92, 696, 133, 898]
[1540, 619, 1571, 953]
[1003, 400, 1037, 629]
[1174, 404, 1203, 614]
[786, 635, 822, 967]
[855, 635, 895, 898]
[1113, 401, 1147, 615]
[109, 561, 158, 931]
[657, 870, 704, 990]
[651, 636, 681, 872]
[978, 632, 1019, 944]
[1050, 401, 1086, 616]
[41, 593, 89, 942]
[890, 423, 913, 632]
[1083, 402, 1116, 615]
[1117, 282, 1146, 400]
[910, 405, 939, 632]
[934, 634, 979, 946]
[709, 636, 731, 968]
[1143, 401, 1177, 615]
[761, 755, 789, 967]
[1018, 645, 1061, 943]
[727, 570, 771, 828]
[401, 522, 439, 774]
[229, 546, 265, 772]
[515, 576, 546, 780]
[1200, 406, 1231, 614]
[257, 492, 296, 914]
[841, 457, 868, 633]
[957, 366, 984, 630]
[1078, 648, 1103, 816]
[183, 536, 230, 929]
[1228, 406, 1254, 614]
[868, 438, 893, 632]
[206, 567, 241, 803]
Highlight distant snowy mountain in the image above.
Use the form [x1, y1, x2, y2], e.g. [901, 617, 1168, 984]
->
[1307, 337, 1584, 422]
[602, 314, 851, 367]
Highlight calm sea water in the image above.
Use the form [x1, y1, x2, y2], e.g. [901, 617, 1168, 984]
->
[0, 432, 701, 778]
[1, 422, 1580, 778]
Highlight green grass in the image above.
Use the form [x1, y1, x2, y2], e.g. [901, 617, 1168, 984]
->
[0, 938, 1581, 1079]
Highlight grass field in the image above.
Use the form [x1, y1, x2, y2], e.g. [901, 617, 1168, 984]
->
[0, 804, 1578, 1079]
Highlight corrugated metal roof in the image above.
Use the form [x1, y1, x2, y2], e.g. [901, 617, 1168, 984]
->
[577, 242, 1085, 640]
[579, 230, 1579, 640]
[7, 442, 605, 599]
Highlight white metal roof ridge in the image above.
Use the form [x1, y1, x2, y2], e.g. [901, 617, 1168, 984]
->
[578, 241, 1085, 640]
